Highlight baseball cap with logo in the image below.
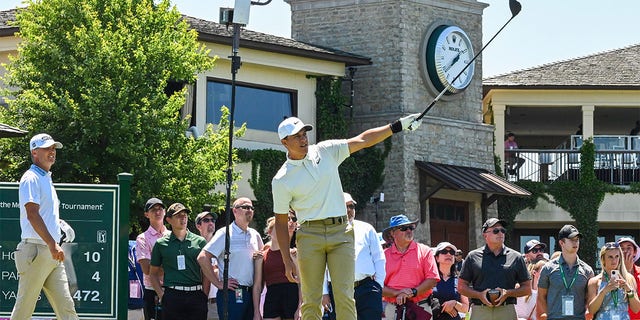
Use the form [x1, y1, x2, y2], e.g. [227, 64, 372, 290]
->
[481, 218, 507, 233]
[166, 203, 191, 218]
[524, 239, 547, 253]
[144, 198, 165, 212]
[30, 133, 63, 151]
[196, 211, 217, 224]
[277, 117, 313, 140]
[558, 224, 582, 240]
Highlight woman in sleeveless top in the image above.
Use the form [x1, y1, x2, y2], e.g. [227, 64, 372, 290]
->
[253, 216, 301, 320]
[432, 242, 469, 320]
[587, 242, 640, 320]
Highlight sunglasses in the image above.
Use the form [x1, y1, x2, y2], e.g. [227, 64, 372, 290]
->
[346, 204, 356, 210]
[398, 225, 415, 232]
[198, 218, 215, 224]
[487, 227, 506, 234]
[288, 216, 297, 222]
[235, 205, 254, 211]
[529, 248, 543, 254]
[604, 242, 620, 249]
[438, 248, 456, 256]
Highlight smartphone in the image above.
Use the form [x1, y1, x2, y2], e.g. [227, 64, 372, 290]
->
[611, 269, 619, 280]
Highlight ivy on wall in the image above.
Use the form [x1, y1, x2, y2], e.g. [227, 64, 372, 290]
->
[497, 139, 608, 268]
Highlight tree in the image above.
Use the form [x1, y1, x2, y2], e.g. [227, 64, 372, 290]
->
[0, 0, 243, 230]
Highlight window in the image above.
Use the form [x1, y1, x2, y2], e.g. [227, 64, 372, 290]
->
[206, 79, 296, 132]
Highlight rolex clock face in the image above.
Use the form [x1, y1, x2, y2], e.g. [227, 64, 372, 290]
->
[424, 25, 475, 95]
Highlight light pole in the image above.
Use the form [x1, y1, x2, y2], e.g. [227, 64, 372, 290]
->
[218, 1, 271, 319]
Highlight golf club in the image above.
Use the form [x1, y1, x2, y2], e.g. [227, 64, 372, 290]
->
[415, 0, 522, 121]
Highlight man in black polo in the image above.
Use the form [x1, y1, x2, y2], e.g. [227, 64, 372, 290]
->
[149, 203, 208, 320]
[458, 218, 531, 320]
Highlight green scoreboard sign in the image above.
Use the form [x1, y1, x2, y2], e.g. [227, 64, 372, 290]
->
[0, 176, 131, 320]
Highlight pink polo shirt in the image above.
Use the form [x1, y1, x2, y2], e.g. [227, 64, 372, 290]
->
[136, 225, 169, 288]
[384, 241, 439, 303]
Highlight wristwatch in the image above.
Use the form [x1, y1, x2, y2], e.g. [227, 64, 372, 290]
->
[627, 290, 635, 298]
[411, 288, 418, 297]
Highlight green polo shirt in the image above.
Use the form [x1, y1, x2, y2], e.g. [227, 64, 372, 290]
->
[150, 231, 207, 287]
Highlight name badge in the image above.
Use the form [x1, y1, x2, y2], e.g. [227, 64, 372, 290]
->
[177, 255, 186, 270]
[129, 280, 142, 298]
[562, 295, 574, 316]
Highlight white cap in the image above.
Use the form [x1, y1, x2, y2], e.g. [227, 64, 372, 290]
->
[343, 192, 357, 204]
[617, 237, 640, 262]
[277, 117, 313, 140]
[30, 133, 63, 151]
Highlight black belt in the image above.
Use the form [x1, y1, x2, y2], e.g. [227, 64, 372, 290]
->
[208, 298, 216, 304]
[235, 285, 251, 291]
[304, 215, 347, 226]
[354, 276, 374, 288]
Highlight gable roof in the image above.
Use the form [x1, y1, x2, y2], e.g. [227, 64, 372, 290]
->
[0, 8, 371, 67]
[483, 44, 640, 92]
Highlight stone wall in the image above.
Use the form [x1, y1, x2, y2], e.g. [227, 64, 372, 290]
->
[287, 0, 495, 245]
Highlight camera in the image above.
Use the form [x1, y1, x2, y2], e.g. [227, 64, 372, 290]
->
[486, 289, 501, 305]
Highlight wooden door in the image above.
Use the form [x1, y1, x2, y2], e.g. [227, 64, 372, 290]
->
[429, 199, 469, 254]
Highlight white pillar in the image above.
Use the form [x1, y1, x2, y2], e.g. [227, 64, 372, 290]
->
[582, 105, 595, 139]
[493, 104, 506, 170]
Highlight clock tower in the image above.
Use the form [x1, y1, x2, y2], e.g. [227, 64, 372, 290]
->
[286, 0, 495, 246]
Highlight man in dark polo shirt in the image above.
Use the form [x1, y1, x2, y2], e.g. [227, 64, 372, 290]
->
[149, 203, 208, 320]
[458, 218, 531, 320]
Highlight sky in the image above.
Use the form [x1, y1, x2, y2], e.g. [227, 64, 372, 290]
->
[2, 0, 640, 78]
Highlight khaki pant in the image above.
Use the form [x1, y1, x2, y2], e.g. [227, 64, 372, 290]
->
[470, 304, 516, 320]
[11, 241, 78, 320]
[297, 221, 356, 320]
[128, 308, 144, 320]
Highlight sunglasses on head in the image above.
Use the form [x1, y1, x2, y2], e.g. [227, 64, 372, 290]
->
[604, 242, 620, 249]
[487, 227, 506, 234]
[398, 225, 415, 232]
[438, 248, 456, 256]
[198, 218, 215, 224]
[235, 205, 254, 211]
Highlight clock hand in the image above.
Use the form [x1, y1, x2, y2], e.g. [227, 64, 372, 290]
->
[443, 53, 461, 72]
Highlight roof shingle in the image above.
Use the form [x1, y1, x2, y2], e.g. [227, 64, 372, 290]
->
[484, 44, 640, 89]
[0, 8, 370, 66]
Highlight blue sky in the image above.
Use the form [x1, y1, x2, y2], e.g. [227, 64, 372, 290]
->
[2, 0, 640, 77]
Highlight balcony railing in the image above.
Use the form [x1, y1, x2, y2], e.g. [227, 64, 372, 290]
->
[504, 149, 640, 185]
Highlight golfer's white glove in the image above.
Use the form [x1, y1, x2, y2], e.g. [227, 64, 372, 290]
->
[399, 113, 422, 131]
[59, 219, 75, 243]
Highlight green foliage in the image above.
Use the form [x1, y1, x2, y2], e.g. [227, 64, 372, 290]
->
[313, 75, 390, 210]
[547, 139, 605, 267]
[236, 149, 287, 235]
[0, 0, 239, 233]
[496, 139, 605, 267]
[497, 180, 548, 245]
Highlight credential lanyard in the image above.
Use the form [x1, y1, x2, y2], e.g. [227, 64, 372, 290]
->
[559, 263, 578, 291]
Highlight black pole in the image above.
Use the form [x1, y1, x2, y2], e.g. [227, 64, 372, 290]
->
[222, 22, 242, 320]
[416, 0, 521, 121]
